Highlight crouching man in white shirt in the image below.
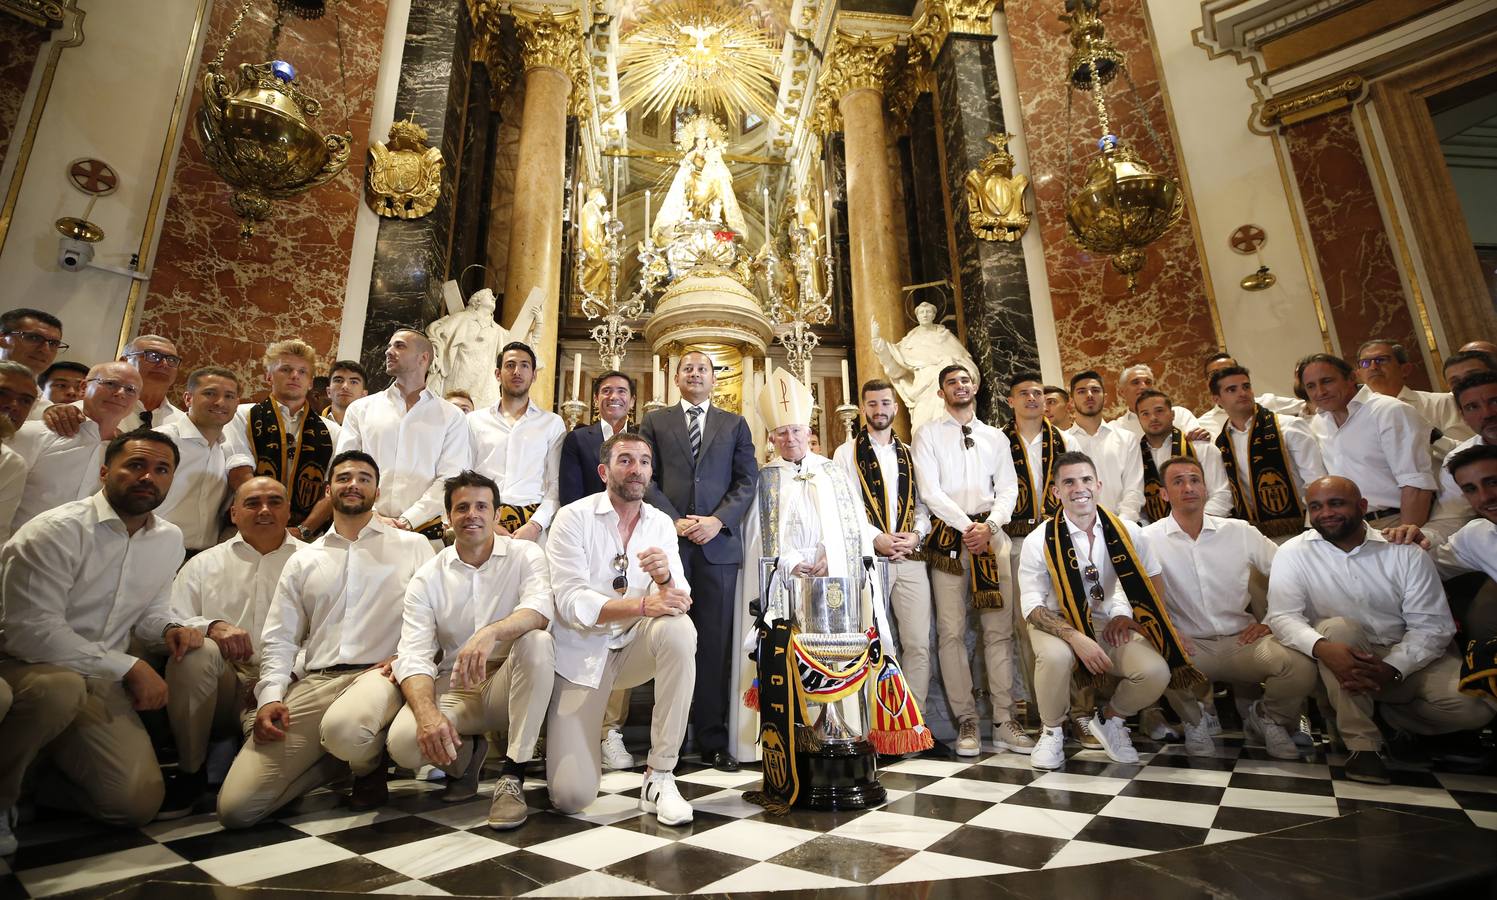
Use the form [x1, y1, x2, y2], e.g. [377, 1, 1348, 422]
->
[389, 470, 555, 831]
[545, 433, 697, 825]
[1268, 475, 1495, 785]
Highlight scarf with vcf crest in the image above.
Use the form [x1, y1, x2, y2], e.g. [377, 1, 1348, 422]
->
[1041, 508, 1205, 691]
[247, 400, 332, 525]
[1460, 637, 1497, 703]
[1215, 405, 1304, 538]
[1141, 429, 1196, 523]
[852, 429, 924, 562]
[1003, 419, 1064, 536]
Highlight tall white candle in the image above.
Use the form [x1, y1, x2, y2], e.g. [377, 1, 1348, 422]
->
[644, 189, 652, 238]
[572, 353, 582, 401]
[612, 159, 619, 211]
[762, 186, 771, 240]
[840, 357, 851, 403]
[654, 353, 664, 402]
[823, 188, 831, 227]
[668, 355, 680, 404]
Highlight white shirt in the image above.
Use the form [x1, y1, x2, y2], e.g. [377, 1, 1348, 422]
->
[1221, 411, 1326, 509]
[1144, 514, 1277, 638]
[155, 418, 231, 550]
[1197, 393, 1304, 436]
[1064, 421, 1145, 522]
[1398, 385, 1472, 443]
[394, 539, 555, 683]
[9, 417, 107, 530]
[172, 532, 304, 665]
[1437, 434, 1486, 505]
[1267, 527, 1453, 677]
[1110, 405, 1198, 437]
[1142, 436, 1235, 519]
[1018, 512, 1159, 622]
[1312, 386, 1438, 510]
[1431, 517, 1497, 581]
[832, 435, 931, 538]
[468, 401, 566, 528]
[0, 493, 184, 679]
[912, 413, 1019, 528]
[0, 444, 28, 543]
[125, 396, 185, 431]
[547, 492, 689, 690]
[335, 384, 472, 528]
[256, 518, 435, 705]
[225, 400, 341, 470]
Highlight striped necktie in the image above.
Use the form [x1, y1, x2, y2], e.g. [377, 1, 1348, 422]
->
[687, 405, 703, 459]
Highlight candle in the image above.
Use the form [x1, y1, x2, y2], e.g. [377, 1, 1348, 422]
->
[823, 188, 831, 225]
[840, 357, 851, 403]
[644, 189, 652, 236]
[654, 353, 663, 402]
[572, 353, 582, 401]
[612, 159, 619, 211]
[762, 186, 771, 240]
[667, 355, 680, 404]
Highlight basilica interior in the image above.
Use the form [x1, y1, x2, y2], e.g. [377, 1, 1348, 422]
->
[2, 0, 1497, 896]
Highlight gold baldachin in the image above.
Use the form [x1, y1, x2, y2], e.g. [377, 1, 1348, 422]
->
[1260, 75, 1363, 129]
[812, 30, 899, 134]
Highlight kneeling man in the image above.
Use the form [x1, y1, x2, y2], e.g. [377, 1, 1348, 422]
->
[389, 470, 554, 830]
[1019, 451, 1203, 769]
[545, 433, 696, 824]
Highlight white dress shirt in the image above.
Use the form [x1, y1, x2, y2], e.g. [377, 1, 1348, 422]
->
[1221, 412, 1326, 509]
[912, 413, 1019, 529]
[1197, 393, 1304, 437]
[1431, 517, 1497, 581]
[1437, 434, 1486, 504]
[394, 538, 556, 683]
[8, 417, 106, 530]
[1143, 514, 1277, 638]
[468, 401, 566, 528]
[0, 444, 28, 543]
[225, 400, 341, 470]
[547, 492, 689, 690]
[1110, 405, 1199, 437]
[832, 436, 931, 538]
[335, 384, 472, 528]
[0, 493, 184, 679]
[172, 532, 303, 666]
[125, 396, 185, 431]
[1398, 385, 1472, 442]
[155, 418, 231, 550]
[1312, 386, 1438, 510]
[256, 518, 435, 705]
[1064, 421, 1145, 522]
[1018, 512, 1159, 622]
[1267, 527, 1453, 677]
[1142, 436, 1235, 519]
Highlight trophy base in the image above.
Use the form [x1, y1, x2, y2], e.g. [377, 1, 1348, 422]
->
[795, 739, 886, 811]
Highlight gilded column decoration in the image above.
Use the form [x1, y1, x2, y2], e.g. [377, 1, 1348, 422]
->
[812, 30, 898, 136]
[964, 133, 1029, 242]
[0, 0, 64, 29]
[1260, 76, 1364, 129]
[512, 5, 589, 115]
[468, 0, 517, 107]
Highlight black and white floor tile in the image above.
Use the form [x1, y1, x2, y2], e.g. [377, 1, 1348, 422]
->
[4, 732, 1496, 898]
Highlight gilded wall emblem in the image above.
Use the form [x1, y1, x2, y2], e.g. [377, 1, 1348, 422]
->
[367, 117, 442, 219]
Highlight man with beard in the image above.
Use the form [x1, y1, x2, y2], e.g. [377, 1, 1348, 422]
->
[1063, 371, 1143, 525]
[0, 360, 39, 541]
[468, 342, 565, 544]
[1436, 371, 1497, 510]
[639, 349, 756, 771]
[10, 361, 141, 530]
[389, 470, 554, 830]
[833, 379, 934, 712]
[336, 329, 471, 539]
[217, 451, 435, 827]
[545, 433, 697, 825]
[913, 364, 1024, 757]
[167, 477, 304, 814]
[1136, 389, 1232, 524]
[324, 360, 368, 426]
[227, 340, 340, 540]
[0, 431, 204, 844]
[157, 367, 241, 555]
[1208, 366, 1323, 540]
[1267, 476, 1494, 784]
[1108, 363, 1199, 437]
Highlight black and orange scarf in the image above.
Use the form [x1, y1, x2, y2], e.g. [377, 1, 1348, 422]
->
[247, 400, 332, 525]
[852, 428, 924, 562]
[1140, 429, 1197, 523]
[1216, 405, 1305, 538]
[1004, 419, 1064, 536]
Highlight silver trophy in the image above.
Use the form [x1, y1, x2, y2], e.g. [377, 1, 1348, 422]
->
[788, 574, 871, 745]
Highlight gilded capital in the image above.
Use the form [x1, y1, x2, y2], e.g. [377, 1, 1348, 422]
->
[812, 31, 899, 134]
[913, 0, 998, 53]
[513, 6, 583, 77]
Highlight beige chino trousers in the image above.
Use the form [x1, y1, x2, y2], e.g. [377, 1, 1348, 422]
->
[931, 531, 1017, 724]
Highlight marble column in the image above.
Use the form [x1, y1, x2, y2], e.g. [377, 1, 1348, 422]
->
[932, 22, 1040, 422]
[502, 7, 580, 410]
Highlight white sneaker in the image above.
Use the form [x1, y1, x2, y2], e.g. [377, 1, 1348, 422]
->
[954, 718, 980, 757]
[1031, 726, 1066, 770]
[1140, 707, 1178, 741]
[1199, 703, 1223, 736]
[0, 806, 15, 856]
[993, 720, 1035, 755]
[640, 770, 693, 826]
[1182, 719, 1216, 757]
[600, 730, 633, 770]
[1088, 715, 1141, 764]
[1247, 702, 1302, 760]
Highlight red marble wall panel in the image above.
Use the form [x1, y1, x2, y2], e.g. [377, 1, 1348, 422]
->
[1005, 0, 1217, 414]
[1283, 109, 1427, 388]
[0, 18, 45, 169]
[137, 1, 387, 392]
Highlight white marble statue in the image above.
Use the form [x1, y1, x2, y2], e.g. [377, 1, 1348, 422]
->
[651, 117, 747, 244]
[426, 287, 542, 409]
[871, 301, 980, 432]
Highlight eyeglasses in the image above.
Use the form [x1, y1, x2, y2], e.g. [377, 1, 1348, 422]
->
[87, 377, 140, 398]
[1357, 355, 1394, 368]
[1083, 563, 1104, 605]
[960, 424, 974, 450]
[611, 552, 628, 594]
[125, 349, 182, 368]
[4, 330, 68, 351]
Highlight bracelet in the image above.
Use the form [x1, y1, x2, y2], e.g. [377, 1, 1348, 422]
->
[640, 596, 647, 617]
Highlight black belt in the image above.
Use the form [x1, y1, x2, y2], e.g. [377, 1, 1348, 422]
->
[1363, 507, 1399, 522]
[308, 663, 373, 675]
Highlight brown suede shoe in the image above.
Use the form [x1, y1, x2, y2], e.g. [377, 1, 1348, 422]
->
[487, 775, 528, 830]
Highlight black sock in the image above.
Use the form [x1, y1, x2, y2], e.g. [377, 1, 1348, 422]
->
[501, 757, 527, 781]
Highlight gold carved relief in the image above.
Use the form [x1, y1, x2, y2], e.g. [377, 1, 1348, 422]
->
[964, 133, 1029, 242]
[812, 30, 899, 134]
[368, 118, 443, 219]
[0, 0, 65, 28]
[1259, 75, 1363, 129]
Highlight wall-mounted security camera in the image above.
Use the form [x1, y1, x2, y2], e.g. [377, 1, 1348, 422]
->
[55, 217, 102, 273]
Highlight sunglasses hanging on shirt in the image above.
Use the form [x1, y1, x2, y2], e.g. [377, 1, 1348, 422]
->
[612, 552, 628, 594]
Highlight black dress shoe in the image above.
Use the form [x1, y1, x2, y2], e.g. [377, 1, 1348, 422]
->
[348, 766, 389, 810]
[707, 751, 740, 772]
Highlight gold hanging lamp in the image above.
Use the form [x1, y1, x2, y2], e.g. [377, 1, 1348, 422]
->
[196, 0, 351, 237]
[1060, 0, 1182, 291]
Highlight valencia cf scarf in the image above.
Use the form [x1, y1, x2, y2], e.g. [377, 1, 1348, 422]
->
[1460, 637, 1497, 703]
[1041, 508, 1206, 691]
[927, 516, 1004, 609]
[1216, 405, 1305, 538]
[498, 502, 541, 536]
[247, 400, 333, 525]
[1004, 419, 1064, 536]
[1140, 430, 1197, 523]
[744, 618, 802, 815]
[852, 429, 924, 561]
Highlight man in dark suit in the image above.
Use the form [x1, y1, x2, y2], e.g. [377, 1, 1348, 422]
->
[640, 350, 758, 771]
[559, 370, 636, 506]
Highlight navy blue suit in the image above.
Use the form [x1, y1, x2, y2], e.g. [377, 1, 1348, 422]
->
[558, 421, 634, 506]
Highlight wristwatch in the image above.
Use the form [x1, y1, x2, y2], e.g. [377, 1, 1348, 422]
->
[296, 525, 311, 541]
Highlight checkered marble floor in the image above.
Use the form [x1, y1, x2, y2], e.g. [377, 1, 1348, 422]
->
[4, 731, 1496, 899]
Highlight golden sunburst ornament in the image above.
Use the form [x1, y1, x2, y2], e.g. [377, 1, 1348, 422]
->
[618, 0, 778, 123]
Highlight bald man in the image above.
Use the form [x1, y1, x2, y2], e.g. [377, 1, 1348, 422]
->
[1267, 476, 1494, 784]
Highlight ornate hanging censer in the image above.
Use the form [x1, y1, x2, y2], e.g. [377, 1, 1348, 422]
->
[1060, 0, 1183, 291]
[196, 0, 351, 237]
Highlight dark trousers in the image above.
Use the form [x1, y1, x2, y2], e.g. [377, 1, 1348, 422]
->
[680, 542, 739, 754]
